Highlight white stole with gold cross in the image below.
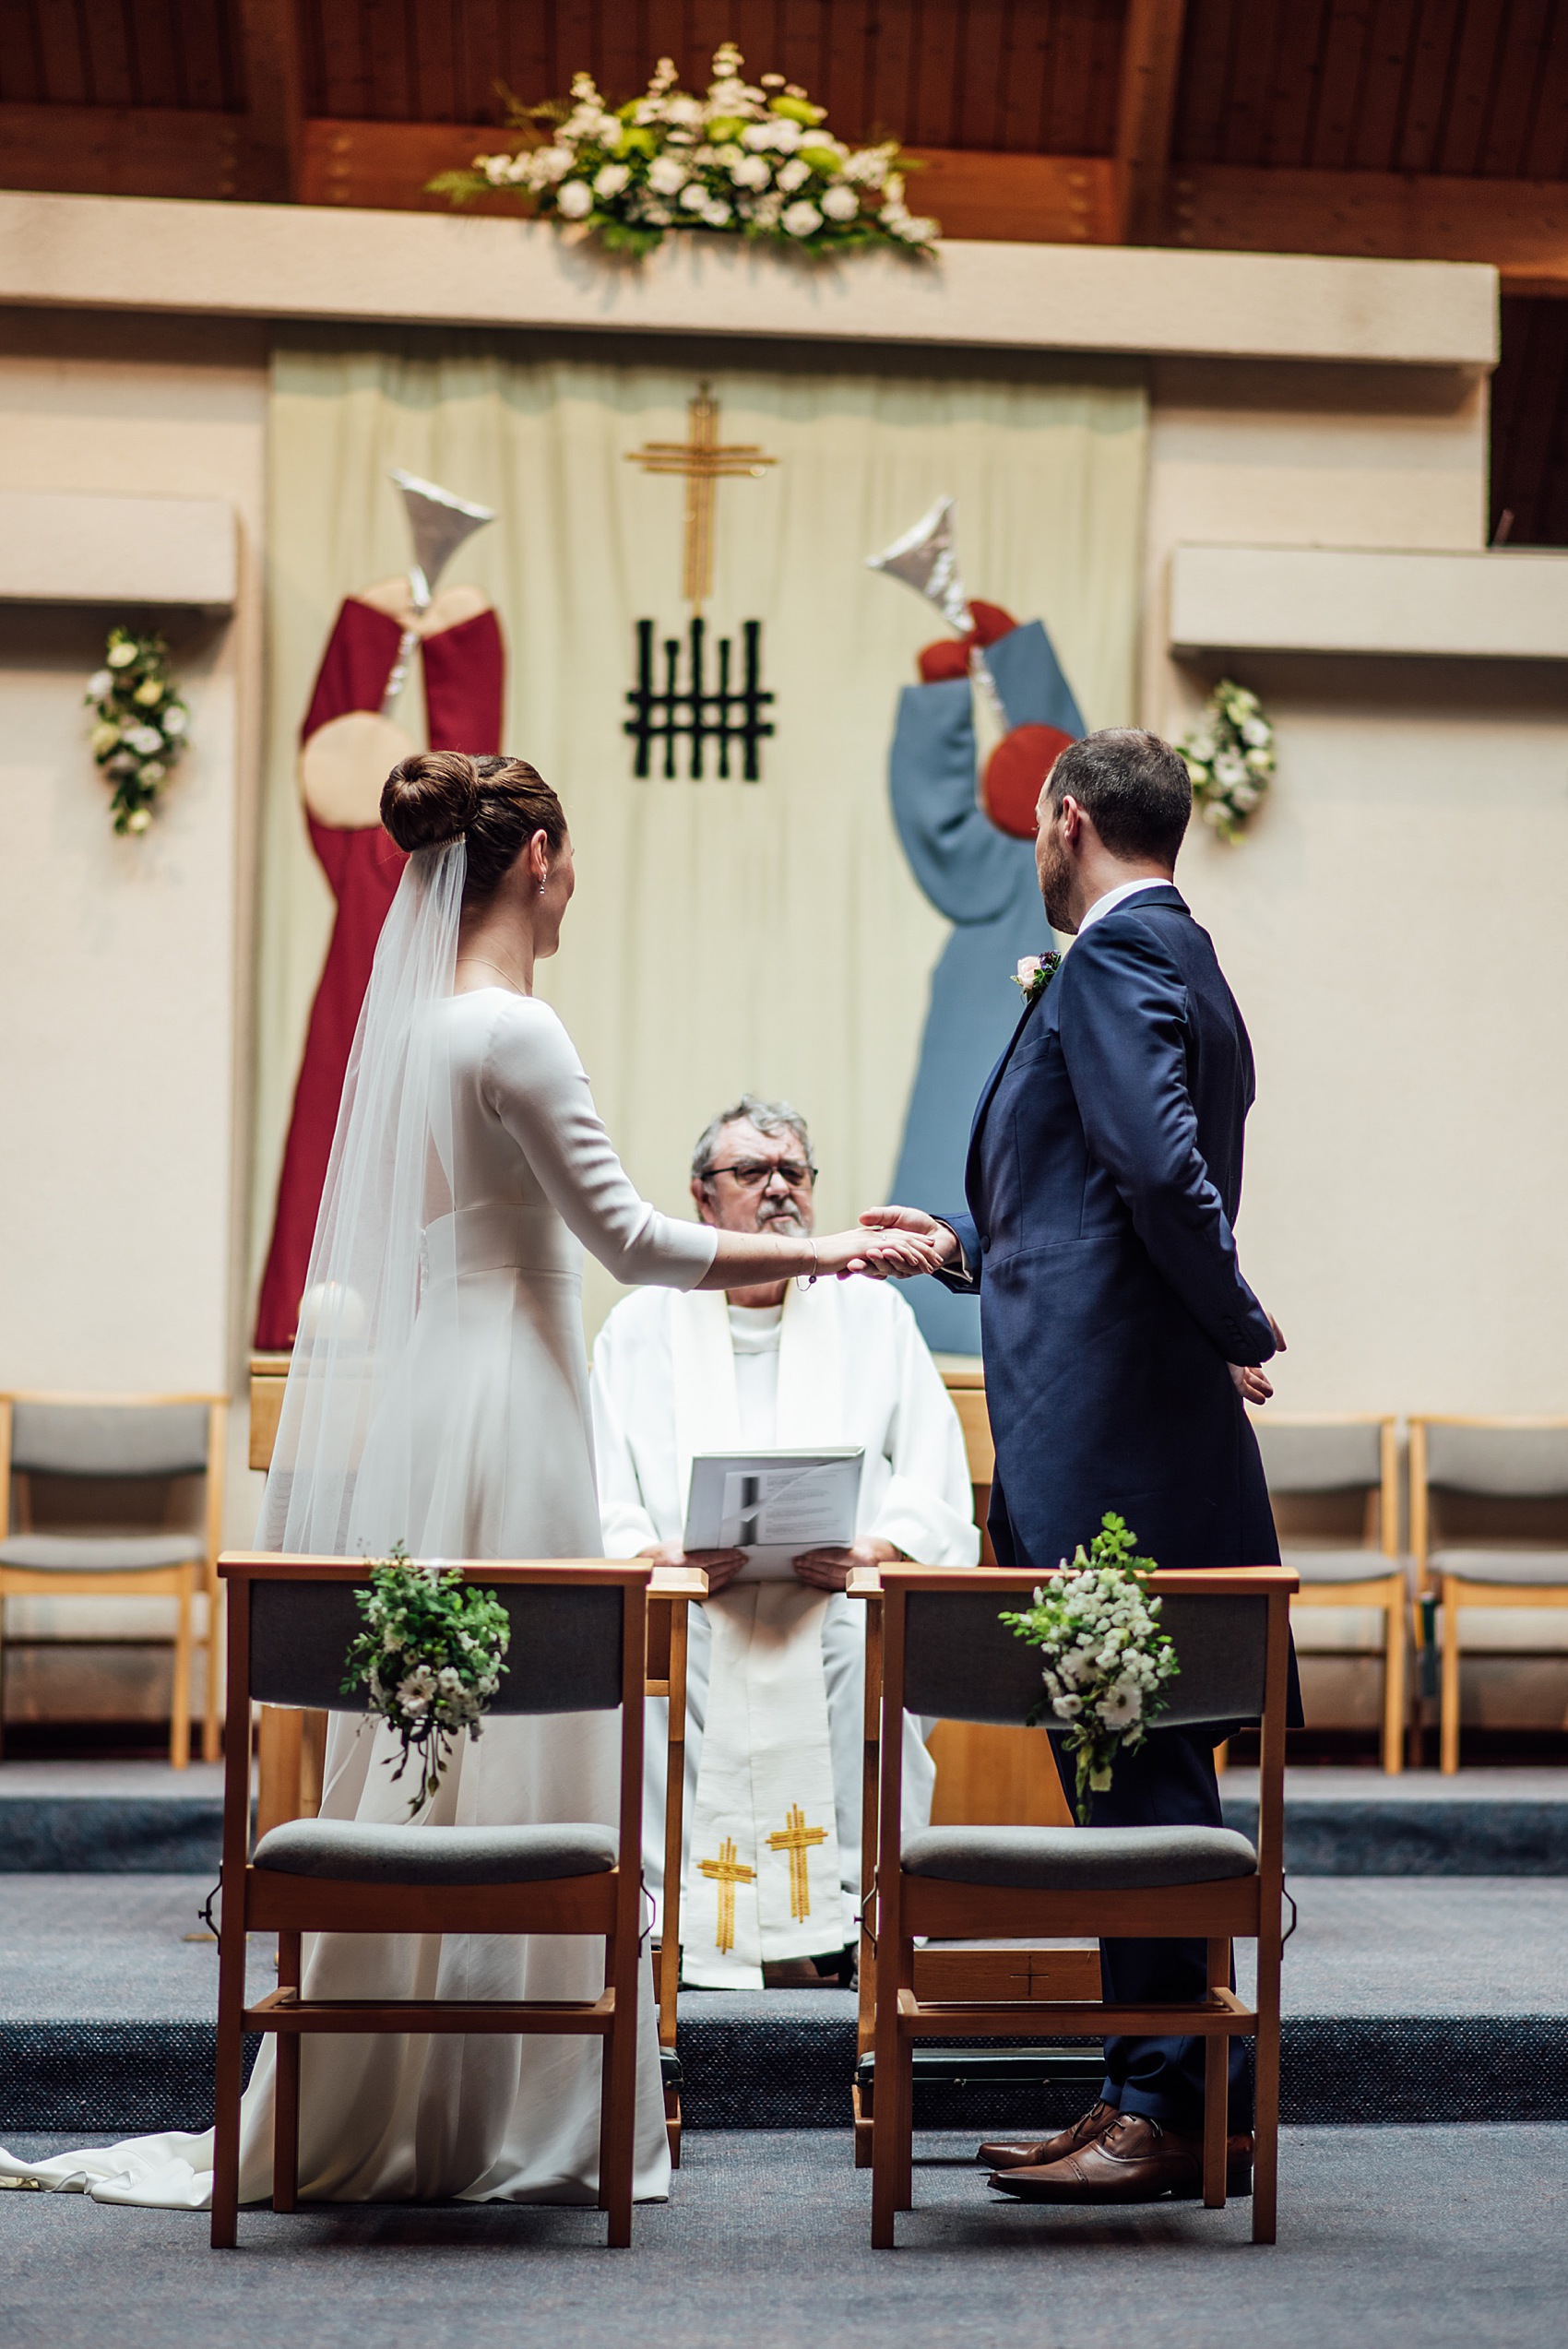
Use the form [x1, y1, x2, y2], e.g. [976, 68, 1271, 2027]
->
[676, 1282, 848, 1989]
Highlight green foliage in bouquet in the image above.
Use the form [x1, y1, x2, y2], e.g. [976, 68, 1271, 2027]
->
[342, 1547, 511, 1817]
[431, 44, 937, 261]
[85, 627, 190, 836]
[1001, 1513, 1180, 1825]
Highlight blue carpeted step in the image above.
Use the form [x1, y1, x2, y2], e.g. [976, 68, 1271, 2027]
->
[0, 1763, 227, 1874]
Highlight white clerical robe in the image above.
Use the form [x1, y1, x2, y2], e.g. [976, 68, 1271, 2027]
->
[589, 1275, 979, 1985]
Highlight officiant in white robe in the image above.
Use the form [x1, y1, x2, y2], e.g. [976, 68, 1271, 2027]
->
[590, 1097, 979, 1988]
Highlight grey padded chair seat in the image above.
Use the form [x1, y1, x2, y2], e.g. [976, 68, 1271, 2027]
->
[902, 1822, 1258, 1891]
[252, 1817, 620, 1885]
[1283, 1546, 1405, 1586]
[1430, 1548, 1568, 1586]
[0, 1534, 206, 1572]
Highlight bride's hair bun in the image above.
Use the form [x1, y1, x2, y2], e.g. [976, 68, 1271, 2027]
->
[380, 750, 481, 852]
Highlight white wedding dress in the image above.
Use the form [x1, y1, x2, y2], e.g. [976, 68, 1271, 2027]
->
[2, 976, 716, 2211]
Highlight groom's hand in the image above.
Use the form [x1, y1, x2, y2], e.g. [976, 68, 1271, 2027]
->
[857, 1205, 961, 1278]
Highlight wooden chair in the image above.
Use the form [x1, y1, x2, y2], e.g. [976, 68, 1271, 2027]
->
[862, 1560, 1296, 2248]
[0, 1391, 228, 1766]
[244, 1350, 701, 2165]
[211, 1551, 651, 2249]
[1251, 1414, 1408, 1773]
[1410, 1416, 1568, 1774]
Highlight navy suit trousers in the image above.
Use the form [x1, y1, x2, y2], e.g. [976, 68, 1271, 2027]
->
[1049, 1726, 1251, 2130]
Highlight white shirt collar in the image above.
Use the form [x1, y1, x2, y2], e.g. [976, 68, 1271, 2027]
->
[1075, 876, 1170, 938]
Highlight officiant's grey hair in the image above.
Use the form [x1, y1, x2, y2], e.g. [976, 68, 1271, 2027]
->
[692, 1096, 813, 1180]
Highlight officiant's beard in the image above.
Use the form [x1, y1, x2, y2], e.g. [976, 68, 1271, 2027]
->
[754, 1195, 808, 1237]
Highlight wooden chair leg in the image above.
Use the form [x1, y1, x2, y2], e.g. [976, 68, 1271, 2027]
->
[1252, 1937, 1282, 2245]
[870, 1962, 902, 2248]
[202, 1573, 222, 1763]
[1439, 1579, 1461, 1775]
[1203, 1939, 1229, 2209]
[600, 1928, 637, 2248]
[169, 1570, 193, 1771]
[659, 1597, 687, 2165]
[895, 2027, 915, 2213]
[209, 1877, 247, 2248]
[272, 1930, 301, 2212]
[1382, 1584, 1407, 1776]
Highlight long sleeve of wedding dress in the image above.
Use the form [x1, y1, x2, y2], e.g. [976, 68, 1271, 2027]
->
[481, 993, 716, 1288]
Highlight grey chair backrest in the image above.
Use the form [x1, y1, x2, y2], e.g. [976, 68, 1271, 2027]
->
[10, 1401, 210, 1480]
[248, 1576, 626, 1714]
[1252, 1420, 1381, 1494]
[1424, 1423, 1568, 1499]
[903, 1587, 1270, 1729]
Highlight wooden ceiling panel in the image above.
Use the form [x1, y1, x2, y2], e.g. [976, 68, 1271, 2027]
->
[1518, 6, 1568, 179]
[0, 0, 240, 110]
[1345, 0, 1420, 174]
[291, 0, 1122, 153]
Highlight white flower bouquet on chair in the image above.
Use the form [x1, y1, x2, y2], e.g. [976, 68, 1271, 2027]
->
[341, 1548, 512, 1816]
[1001, 1513, 1180, 1823]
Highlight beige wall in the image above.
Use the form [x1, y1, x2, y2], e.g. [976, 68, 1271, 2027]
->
[0, 312, 267, 1540]
[1143, 357, 1568, 1415]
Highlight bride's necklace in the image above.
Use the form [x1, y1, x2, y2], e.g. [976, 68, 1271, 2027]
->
[464, 951, 531, 996]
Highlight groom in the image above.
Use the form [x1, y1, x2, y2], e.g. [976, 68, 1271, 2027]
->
[867, 726, 1286, 2204]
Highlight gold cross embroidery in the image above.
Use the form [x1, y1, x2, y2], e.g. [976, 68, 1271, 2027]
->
[696, 1835, 756, 1955]
[766, 1803, 830, 1924]
[626, 383, 778, 614]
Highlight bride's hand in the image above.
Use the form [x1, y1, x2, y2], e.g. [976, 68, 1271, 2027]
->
[857, 1205, 960, 1273]
[812, 1225, 947, 1281]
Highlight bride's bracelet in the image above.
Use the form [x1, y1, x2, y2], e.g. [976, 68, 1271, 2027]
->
[795, 1240, 819, 1292]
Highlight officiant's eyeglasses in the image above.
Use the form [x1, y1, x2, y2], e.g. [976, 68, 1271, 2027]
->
[701, 1158, 817, 1191]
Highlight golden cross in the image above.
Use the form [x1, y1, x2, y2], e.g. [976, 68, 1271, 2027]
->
[626, 382, 778, 614]
[697, 1835, 756, 1955]
[766, 1803, 830, 1924]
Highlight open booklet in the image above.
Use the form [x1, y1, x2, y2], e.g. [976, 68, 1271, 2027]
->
[683, 1447, 865, 1584]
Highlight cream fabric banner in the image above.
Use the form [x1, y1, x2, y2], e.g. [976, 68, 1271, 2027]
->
[257, 328, 1146, 1338]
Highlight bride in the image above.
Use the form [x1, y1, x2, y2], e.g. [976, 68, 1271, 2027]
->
[1, 750, 939, 2213]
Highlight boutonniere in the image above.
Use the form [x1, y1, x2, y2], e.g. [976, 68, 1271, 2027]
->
[1013, 951, 1063, 1005]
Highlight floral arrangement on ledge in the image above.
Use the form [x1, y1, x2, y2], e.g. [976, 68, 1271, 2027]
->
[86, 627, 190, 836]
[1001, 1513, 1180, 1823]
[432, 43, 938, 260]
[342, 1548, 511, 1817]
[1182, 680, 1276, 844]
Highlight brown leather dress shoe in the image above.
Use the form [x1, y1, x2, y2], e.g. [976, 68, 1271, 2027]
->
[978, 2099, 1120, 2171]
[988, 2112, 1254, 2203]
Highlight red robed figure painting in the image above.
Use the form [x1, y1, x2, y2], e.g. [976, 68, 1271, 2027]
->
[253, 593, 505, 1349]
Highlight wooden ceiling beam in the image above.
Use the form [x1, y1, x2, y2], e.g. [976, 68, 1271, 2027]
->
[1170, 164, 1568, 294]
[1113, 0, 1189, 246]
[0, 103, 243, 202]
[233, 0, 305, 203]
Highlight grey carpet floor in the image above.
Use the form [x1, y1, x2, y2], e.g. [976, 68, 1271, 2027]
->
[1, 2127, 1563, 2349]
[6, 1876, 1566, 2023]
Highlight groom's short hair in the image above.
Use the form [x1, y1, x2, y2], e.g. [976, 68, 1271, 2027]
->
[1047, 729, 1191, 865]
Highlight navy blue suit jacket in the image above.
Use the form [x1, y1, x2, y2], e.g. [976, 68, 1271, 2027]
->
[939, 884, 1281, 1580]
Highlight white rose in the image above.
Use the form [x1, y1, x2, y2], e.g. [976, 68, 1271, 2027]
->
[679, 180, 709, 211]
[554, 178, 594, 219]
[598, 116, 623, 151]
[593, 161, 630, 196]
[752, 191, 783, 226]
[107, 641, 137, 668]
[1241, 716, 1270, 747]
[730, 151, 770, 190]
[88, 670, 113, 699]
[898, 214, 938, 243]
[532, 145, 573, 184]
[781, 199, 822, 237]
[140, 761, 166, 784]
[820, 183, 859, 221]
[768, 115, 802, 150]
[741, 122, 775, 150]
[702, 199, 733, 227]
[777, 156, 811, 193]
[482, 152, 510, 186]
[126, 808, 151, 834]
[647, 153, 688, 195]
[128, 725, 164, 756]
[161, 706, 187, 736]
